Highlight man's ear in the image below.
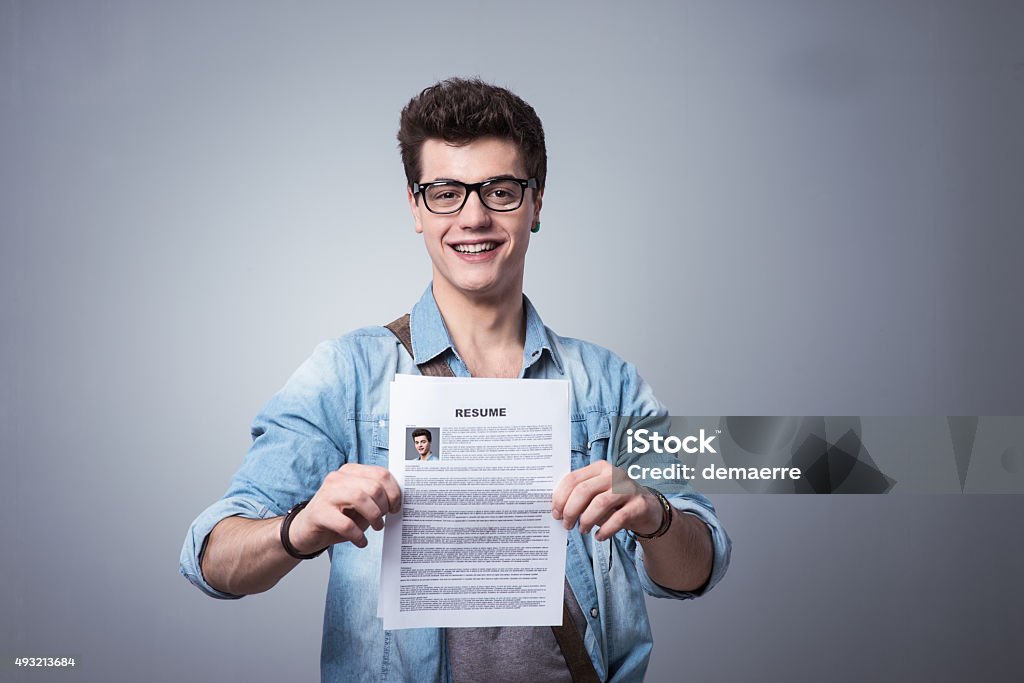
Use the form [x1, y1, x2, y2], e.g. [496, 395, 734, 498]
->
[408, 186, 424, 234]
[532, 189, 544, 226]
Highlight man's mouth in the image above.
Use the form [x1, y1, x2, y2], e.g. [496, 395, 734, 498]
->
[451, 242, 498, 254]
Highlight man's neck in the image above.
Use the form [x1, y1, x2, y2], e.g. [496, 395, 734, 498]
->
[419, 451, 432, 461]
[431, 278, 526, 378]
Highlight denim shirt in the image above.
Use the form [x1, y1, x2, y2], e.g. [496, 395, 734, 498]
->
[180, 284, 731, 683]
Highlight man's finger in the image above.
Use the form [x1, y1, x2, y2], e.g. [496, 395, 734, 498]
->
[341, 489, 388, 532]
[321, 468, 396, 521]
[349, 477, 393, 527]
[373, 469, 403, 514]
[336, 509, 369, 548]
[578, 490, 626, 535]
[559, 475, 611, 530]
[338, 464, 402, 514]
[593, 506, 633, 542]
[552, 463, 604, 519]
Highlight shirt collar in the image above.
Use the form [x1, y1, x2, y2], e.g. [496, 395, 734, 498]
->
[522, 293, 564, 375]
[409, 283, 564, 375]
[409, 284, 453, 365]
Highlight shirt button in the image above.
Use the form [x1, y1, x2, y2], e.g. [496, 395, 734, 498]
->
[379, 420, 385, 427]
[590, 607, 599, 619]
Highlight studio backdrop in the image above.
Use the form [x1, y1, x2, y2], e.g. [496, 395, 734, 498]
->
[2, 1, 1022, 681]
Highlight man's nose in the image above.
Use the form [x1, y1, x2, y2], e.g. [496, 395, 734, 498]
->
[458, 189, 491, 228]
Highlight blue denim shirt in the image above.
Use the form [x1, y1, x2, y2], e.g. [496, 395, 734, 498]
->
[180, 284, 731, 682]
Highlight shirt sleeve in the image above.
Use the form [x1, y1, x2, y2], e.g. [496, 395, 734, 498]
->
[179, 496, 273, 600]
[178, 341, 350, 599]
[615, 361, 733, 600]
[632, 490, 732, 600]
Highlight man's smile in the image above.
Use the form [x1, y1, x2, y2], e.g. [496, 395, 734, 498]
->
[447, 239, 505, 261]
[451, 241, 499, 254]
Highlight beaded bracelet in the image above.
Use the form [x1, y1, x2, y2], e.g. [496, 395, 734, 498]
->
[631, 487, 673, 540]
[280, 500, 328, 560]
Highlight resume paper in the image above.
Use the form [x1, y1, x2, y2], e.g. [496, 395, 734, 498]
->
[379, 374, 570, 630]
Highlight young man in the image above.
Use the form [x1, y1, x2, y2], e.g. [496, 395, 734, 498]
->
[180, 78, 730, 682]
[411, 428, 437, 462]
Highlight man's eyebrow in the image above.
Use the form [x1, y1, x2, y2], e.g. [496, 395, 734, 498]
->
[428, 174, 519, 183]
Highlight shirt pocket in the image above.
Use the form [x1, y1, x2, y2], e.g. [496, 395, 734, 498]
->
[372, 417, 389, 465]
[570, 410, 612, 471]
[352, 415, 389, 465]
[570, 410, 617, 576]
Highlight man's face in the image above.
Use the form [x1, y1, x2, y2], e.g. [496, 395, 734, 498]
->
[408, 137, 542, 302]
[414, 435, 430, 456]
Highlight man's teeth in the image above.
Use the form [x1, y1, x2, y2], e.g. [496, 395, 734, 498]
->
[453, 242, 497, 254]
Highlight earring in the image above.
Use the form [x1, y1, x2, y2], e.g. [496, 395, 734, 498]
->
[531, 221, 541, 233]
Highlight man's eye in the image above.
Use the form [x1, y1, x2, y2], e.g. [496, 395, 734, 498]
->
[429, 188, 462, 202]
[486, 184, 521, 202]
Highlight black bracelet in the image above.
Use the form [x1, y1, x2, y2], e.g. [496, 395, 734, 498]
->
[631, 487, 673, 540]
[280, 500, 327, 560]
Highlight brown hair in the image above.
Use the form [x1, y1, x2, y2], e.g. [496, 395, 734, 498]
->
[397, 77, 547, 191]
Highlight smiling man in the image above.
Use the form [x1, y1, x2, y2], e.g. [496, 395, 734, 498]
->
[411, 428, 436, 462]
[180, 78, 731, 682]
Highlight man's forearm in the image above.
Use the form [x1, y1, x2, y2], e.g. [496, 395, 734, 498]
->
[200, 515, 301, 596]
[639, 509, 713, 592]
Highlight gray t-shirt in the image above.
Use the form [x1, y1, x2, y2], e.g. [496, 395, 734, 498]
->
[447, 580, 588, 683]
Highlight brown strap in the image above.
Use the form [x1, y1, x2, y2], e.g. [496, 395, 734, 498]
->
[385, 314, 454, 377]
[552, 599, 602, 683]
[384, 313, 602, 683]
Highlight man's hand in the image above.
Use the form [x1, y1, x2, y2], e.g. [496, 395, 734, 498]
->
[288, 463, 402, 552]
[551, 460, 663, 541]
[199, 464, 401, 596]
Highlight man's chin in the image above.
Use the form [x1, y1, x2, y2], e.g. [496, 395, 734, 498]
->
[442, 274, 515, 300]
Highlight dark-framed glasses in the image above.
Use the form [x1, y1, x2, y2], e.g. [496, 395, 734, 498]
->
[412, 177, 538, 214]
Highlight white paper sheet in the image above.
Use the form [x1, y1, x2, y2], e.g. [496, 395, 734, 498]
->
[379, 375, 570, 630]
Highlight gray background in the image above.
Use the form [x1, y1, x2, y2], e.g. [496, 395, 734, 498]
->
[2, 1, 1022, 681]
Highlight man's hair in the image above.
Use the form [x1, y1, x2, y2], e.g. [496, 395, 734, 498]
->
[411, 428, 432, 442]
[398, 77, 547, 192]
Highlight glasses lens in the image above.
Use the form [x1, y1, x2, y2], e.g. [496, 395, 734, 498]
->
[480, 179, 524, 210]
[424, 183, 466, 212]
